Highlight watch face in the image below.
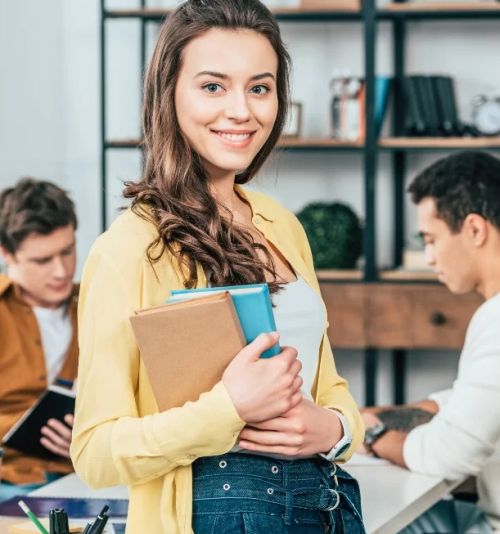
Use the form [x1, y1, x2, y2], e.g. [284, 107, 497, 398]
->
[365, 422, 387, 445]
[474, 100, 500, 136]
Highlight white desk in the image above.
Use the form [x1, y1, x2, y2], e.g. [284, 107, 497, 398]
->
[29, 474, 128, 501]
[0, 465, 462, 534]
[345, 463, 462, 534]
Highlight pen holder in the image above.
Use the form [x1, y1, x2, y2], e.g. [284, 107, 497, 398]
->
[49, 509, 70, 534]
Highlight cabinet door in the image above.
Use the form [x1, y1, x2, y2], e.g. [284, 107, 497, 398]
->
[368, 284, 483, 349]
[320, 283, 366, 348]
[366, 285, 414, 348]
[410, 287, 482, 348]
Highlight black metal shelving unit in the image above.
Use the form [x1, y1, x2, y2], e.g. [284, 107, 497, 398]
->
[100, 0, 500, 406]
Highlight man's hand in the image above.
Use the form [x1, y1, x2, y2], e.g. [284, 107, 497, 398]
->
[40, 414, 73, 459]
[238, 398, 343, 457]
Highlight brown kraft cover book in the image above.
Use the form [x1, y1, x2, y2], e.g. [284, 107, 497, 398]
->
[130, 292, 245, 411]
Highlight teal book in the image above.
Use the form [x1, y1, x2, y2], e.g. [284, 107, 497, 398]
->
[375, 76, 392, 137]
[168, 284, 280, 358]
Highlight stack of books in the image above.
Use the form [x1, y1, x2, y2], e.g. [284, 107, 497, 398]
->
[403, 75, 464, 137]
[130, 284, 279, 411]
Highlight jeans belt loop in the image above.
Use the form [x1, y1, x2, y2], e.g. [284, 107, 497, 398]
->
[327, 489, 341, 512]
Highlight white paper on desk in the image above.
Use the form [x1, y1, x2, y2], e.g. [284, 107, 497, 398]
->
[345, 452, 392, 466]
[66, 520, 116, 534]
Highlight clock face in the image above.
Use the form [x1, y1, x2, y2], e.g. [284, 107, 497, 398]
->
[474, 100, 500, 136]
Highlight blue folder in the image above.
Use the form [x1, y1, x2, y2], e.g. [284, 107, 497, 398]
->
[169, 284, 280, 359]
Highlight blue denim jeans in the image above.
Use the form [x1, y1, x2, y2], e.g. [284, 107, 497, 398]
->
[192, 453, 366, 534]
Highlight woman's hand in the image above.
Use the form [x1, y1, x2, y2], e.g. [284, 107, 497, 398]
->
[237, 398, 343, 457]
[223, 333, 303, 424]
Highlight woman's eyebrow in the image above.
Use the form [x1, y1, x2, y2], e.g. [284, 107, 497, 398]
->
[194, 71, 276, 81]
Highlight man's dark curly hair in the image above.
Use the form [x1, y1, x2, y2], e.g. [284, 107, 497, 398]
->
[408, 151, 500, 233]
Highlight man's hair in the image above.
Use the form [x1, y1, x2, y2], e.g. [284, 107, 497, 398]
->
[0, 178, 77, 254]
[408, 151, 500, 233]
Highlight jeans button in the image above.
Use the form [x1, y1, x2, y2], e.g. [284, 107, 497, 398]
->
[271, 466, 279, 474]
[223, 484, 230, 491]
[219, 460, 227, 469]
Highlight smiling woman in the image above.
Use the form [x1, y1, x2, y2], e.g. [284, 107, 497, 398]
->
[71, 1, 365, 534]
[123, 0, 291, 295]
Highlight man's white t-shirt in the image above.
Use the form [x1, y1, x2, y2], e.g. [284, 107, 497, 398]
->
[33, 306, 72, 385]
[403, 291, 500, 530]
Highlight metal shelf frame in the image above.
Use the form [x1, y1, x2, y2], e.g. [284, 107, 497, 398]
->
[100, 1, 499, 406]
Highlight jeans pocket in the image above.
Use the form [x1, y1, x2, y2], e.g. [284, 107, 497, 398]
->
[242, 512, 328, 534]
[192, 513, 219, 534]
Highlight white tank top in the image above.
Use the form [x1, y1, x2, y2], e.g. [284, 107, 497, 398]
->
[230, 276, 326, 458]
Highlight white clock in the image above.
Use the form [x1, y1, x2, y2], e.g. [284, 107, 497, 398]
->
[471, 95, 500, 136]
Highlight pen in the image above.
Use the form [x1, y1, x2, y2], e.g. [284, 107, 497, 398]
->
[93, 514, 109, 534]
[18, 501, 50, 534]
[88, 505, 109, 534]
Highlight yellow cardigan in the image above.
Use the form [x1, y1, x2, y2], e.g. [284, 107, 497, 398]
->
[71, 186, 364, 534]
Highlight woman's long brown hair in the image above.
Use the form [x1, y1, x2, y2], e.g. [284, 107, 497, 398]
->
[123, 0, 291, 293]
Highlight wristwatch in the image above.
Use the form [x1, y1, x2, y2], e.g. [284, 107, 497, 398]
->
[320, 411, 353, 462]
[364, 422, 388, 455]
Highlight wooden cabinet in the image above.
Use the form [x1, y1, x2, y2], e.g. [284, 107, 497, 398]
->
[320, 283, 483, 349]
[320, 284, 367, 348]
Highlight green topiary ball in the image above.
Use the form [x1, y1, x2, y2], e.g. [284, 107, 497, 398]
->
[296, 202, 363, 269]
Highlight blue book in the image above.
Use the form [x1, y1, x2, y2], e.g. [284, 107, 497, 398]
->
[169, 284, 280, 358]
[375, 76, 392, 138]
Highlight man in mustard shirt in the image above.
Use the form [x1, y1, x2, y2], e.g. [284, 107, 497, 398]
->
[0, 178, 79, 502]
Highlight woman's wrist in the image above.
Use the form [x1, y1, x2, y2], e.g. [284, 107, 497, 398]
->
[321, 407, 344, 452]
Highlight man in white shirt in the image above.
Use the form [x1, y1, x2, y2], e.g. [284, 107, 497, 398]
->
[0, 178, 79, 501]
[361, 151, 500, 533]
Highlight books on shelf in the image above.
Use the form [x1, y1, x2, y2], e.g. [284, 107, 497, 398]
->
[330, 75, 392, 141]
[404, 75, 465, 137]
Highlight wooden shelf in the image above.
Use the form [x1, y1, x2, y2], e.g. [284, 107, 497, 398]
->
[316, 270, 438, 282]
[107, 137, 500, 151]
[106, 139, 142, 149]
[279, 137, 364, 150]
[383, 1, 500, 11]
[379, 270, 437, 281]
[316, 269, 364, 280]
[379, 137, 500, 150]
[105, 138, 364, 151]
[105, 9, 171, 18]
[379, 2, 500, 18]
[104, 8, 362, 21]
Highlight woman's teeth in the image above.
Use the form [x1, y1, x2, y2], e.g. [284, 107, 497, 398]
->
[218, 132, 252, 141]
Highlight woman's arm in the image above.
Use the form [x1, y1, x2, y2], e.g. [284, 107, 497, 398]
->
[70, 246, 245, 489]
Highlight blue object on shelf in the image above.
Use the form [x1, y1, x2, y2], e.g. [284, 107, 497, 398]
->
[375, 76, 392, 137]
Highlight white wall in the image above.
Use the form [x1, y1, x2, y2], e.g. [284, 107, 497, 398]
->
[1, 0, 498, 405]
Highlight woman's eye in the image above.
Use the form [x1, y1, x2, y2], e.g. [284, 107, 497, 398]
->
[251, 85, 269, 95]
[203, 83, 223, 94]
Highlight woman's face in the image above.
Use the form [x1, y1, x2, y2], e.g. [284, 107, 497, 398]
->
[175, 29, 279, 179]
